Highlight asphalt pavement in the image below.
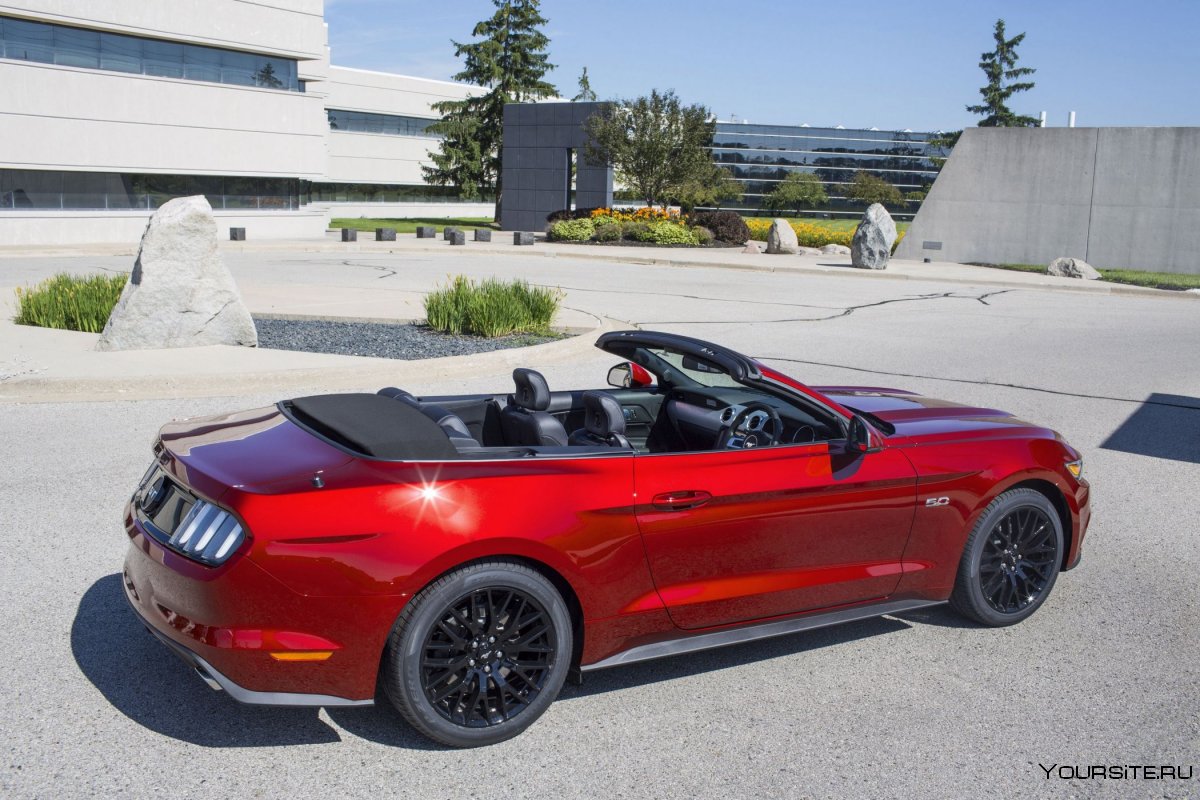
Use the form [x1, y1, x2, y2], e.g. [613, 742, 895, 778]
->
[1, 248, 1198, 799]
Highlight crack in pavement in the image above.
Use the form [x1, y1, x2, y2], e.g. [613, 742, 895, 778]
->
[530, 283, 847, 312]
[640, 289, 1014, 325]
[341, 260, 398, 279]
[757, 355, 1200, 411]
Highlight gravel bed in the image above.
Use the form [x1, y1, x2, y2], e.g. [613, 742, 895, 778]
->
[253, 317, 562, 360]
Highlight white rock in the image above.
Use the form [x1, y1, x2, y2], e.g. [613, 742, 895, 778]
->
[820, 243, 851, 255]
[97, 196, 257, 351]
[797, 246, 823, 256]
[1046, 257, 1102, 280]
[766, 218, 799, 254]
[851, 204, 898, 269]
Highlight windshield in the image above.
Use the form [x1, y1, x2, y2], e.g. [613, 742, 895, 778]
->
[648, 348, 743, 388]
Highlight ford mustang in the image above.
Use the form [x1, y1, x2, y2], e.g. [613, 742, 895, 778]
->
[121, 330, 1090, 747]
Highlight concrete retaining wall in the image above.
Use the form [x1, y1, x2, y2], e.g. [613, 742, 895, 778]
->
[895, 127, 1200, 274]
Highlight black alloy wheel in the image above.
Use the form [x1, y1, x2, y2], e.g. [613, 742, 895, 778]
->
[978, 506, 1058, 614]
[384, 561, 572, 747]
[950, 488, 1064, 627]
[420, 587, 556, 727]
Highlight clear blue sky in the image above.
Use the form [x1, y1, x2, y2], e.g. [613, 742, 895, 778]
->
[323, 0, 1200, 131]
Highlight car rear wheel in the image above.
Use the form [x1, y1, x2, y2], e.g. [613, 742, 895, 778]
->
[383, 560, 572, 747]
[950, 488, 1063, 627]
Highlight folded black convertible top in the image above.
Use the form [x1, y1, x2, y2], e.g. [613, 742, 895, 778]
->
[284, 393, 459, 460]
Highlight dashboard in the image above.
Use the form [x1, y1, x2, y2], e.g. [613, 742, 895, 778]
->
[664, 387, 842, 449]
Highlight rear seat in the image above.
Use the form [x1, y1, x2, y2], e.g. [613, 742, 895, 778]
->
[377, 387, 478, 446]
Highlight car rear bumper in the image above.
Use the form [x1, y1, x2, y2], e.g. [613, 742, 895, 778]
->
[122, 507, 399, 704]
[124, 586, 372, 707]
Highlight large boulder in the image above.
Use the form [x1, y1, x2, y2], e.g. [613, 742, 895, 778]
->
[766, 218, 799, 254]
[1047, 257, 1102, 280]
[851, 204, 897, 269]
[97, 196, 257, 351]
[821, 243, 850, 255]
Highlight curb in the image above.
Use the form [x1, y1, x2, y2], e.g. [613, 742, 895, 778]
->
[0, 313, 626, 405]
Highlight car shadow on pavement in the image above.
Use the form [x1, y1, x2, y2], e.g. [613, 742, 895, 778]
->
[559, 614, 914, 700]
[1100, 393, 1200, 464]
[74, 574, 960, 749]
[72, 574, 345, 748]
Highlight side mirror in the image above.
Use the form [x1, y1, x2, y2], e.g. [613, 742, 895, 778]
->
[848, 415, 879, 454]
[607, 362, 654, 389]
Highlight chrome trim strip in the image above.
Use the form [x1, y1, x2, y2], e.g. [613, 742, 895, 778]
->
[126, 592, 374, 708]
[582, 599, 944, 672]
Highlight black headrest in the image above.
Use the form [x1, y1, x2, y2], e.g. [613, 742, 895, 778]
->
[513, 368, 551, 411]
[583, 392, 626, 437]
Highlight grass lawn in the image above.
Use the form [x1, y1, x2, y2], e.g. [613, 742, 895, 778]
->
[975, 262, 1200, 291]
[331, 216, 496, 233]
[745, 216, 910, 235]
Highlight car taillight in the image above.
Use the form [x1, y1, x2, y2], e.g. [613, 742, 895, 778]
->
[167, 500, 245, 566]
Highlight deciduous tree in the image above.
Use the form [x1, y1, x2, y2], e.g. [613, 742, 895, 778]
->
[584, 89, 715, 209]
[846, 171, 902, 207]
[764, 172, 828, 215]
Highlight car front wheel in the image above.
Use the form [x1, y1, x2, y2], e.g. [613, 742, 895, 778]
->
[950, 488, 1064, 627]
[383, 560, 572, 747]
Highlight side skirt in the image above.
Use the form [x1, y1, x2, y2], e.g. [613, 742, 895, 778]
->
[582, 598, 944, 672]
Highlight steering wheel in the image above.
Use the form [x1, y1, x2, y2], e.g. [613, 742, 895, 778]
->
[717, 402, 783, 449]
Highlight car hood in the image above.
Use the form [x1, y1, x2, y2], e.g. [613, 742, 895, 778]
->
[811, 386, 1052, 443]
[157, 406, 352, 498]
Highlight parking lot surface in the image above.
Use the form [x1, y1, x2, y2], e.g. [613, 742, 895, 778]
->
[2, 250, 1198, 799]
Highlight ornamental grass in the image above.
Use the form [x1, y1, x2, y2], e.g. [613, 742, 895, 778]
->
[424, 276, 561, 337]
[13, 272, 127, 332]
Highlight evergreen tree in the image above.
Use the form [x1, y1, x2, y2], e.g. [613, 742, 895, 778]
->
[422, 0, 557, 219]
[967, 19, 1039, 127]
[572, 66, 596, 101]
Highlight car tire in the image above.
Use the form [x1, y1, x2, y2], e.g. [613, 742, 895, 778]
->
[382, 560, 572, 747]
[949, 488, 1064, 627]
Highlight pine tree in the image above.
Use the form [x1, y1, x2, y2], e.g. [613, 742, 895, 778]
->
[967, 19, 1039, 128]
[572, 66, 596, 101]
[422, 0, 557, 219]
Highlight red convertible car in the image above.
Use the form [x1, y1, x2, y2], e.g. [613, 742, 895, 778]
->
[122, 330, 1090, 747]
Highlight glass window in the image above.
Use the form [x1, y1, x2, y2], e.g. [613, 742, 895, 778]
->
[183, 46, 221, 82]
[1, 15, 300, 92]
[6, 170, 62, 208]
[4, 17, 54, 63]
[325, 109, 441, 138]
[99, 32, 140, 73]
[142, 39, 183, 78]
[62, 172, 110, 209]
[255, 57, 290, 89]
[223, 177, 260, 209]
[217, 49, 253, 86]
[53, 26, 99, 68]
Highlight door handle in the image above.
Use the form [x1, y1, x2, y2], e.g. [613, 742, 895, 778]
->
[651, 490, 712, 511]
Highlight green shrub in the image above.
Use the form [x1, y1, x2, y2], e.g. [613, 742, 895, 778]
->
[621, 221, 651, 241]
[13, 272, 127, 332]
[424, 276, 562, 337]
[594, 221, 622, 241]
[644, 220, 700, 245]
[692, 225, 713, 245]
[547, 218, 596, 241]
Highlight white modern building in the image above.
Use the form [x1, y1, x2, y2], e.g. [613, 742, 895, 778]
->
[0, 0, 487, 244]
